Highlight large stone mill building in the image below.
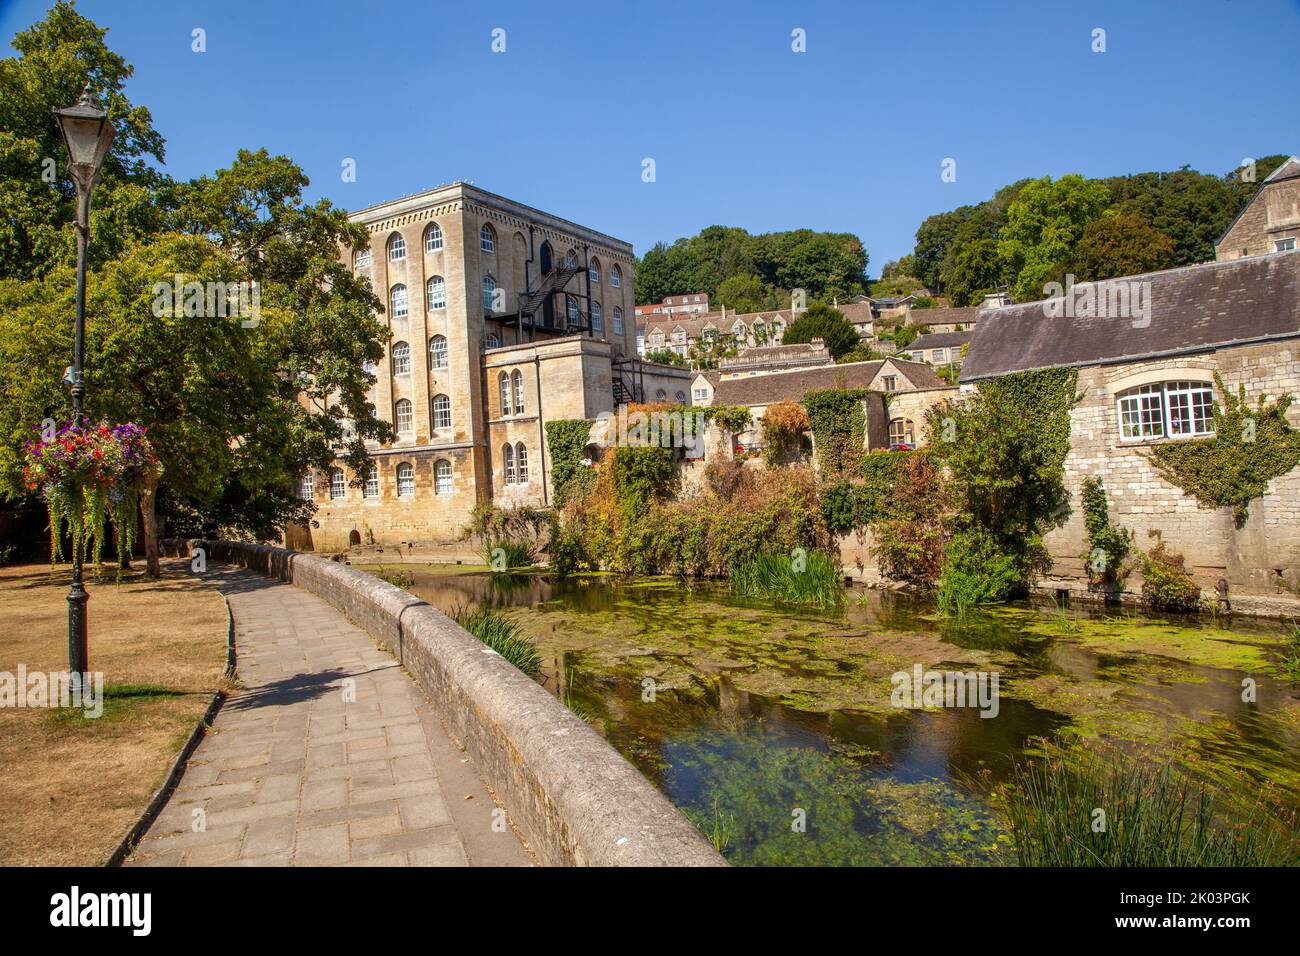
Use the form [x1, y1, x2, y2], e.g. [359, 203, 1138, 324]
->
[292, 183, 689, 552]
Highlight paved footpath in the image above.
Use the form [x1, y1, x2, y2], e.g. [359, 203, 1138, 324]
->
[128, 566, 532, 867]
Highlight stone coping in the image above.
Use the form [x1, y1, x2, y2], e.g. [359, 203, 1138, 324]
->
[161, 539, 725, 867]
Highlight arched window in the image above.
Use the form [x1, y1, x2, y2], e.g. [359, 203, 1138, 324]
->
[429, 335, 448, 370]
[396, 462, 414, 497]
[390, 284, 408, 318]
[387, 233, 406, 261]
[299, 472, 314, 500]
[354, 248, 371, 270]
[511, 369, 524, 415]
[565, 248, 578, 269]
[434, 459, 452, 494]
[588, 259, 601, 284]
[394, 399, 414, 433]
[391, 341, 411, 375]
[888, 418, 915, 450]
[515, 442, 528, 483]
[566, 295, 578, 325]
[502, 443, 515, 484]
[330, 468, 345, 500]
[591, 301, 603, 334]
[675, 390, 687, 404]
[363, 470, 379, 498]
[432, 393, 451, 429]
[613, 307, 623, 336]
[480, 223, 496, 253]
[655, 389, 667, 400]
[425, 222, 443, 253]
[1117, 381, 1214, 441]
[610, 265, 621, 289]
[483, 332, 501, 350]
[498, 372, 511, 417]
[426, 275, 446, 310]
[540, 241, 553, 274]
[482, 275, 497, 313]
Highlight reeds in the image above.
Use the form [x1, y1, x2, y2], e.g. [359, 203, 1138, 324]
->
[450, 605, 543, 678]
[729, 550, 844, 607]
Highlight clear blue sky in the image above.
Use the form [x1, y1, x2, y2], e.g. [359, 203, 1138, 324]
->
[3, 0, 1298, 273]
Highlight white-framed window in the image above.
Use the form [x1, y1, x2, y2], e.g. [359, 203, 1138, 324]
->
[1276, 237, 1297, 252]
[773, 320, 784, 339]
[429, 335, 448, 370]
[395, 398, 414, 433]
[932, 349, 945, 363]
[354, 248, 371, 270]
[889, 418, 914, 449]
[299, 472, 314, 500]
[482, 275, 497, 312]
[388, 233, 406, 261]
[435, 459, 452, 494]
[427, 275, 446, 310]
[390, 284, 408, 319]
[591, 301, 603, 334]
[330, 468, 345, 500]
[391, 341, 411, 375]
[610, 266, 621, 289]
[396, 462, 414, 497]
[515, 442, 528, 483]
[502, 443, 515, 484]
[498, 372, 511, 416]
[512, 369, 524, 415]
[425, 223, 443, 253]
[613, 307, 623, 335]
[693, 387, 708, 400]
[480, 223, 496, 253]
[432, 393, 451, 429]
[483, 332, 501, 350]
[565, 249, 578, 268]
[566, 295, 578, 325]
[589, 261, 600, 284]
[363, 471, 379, 498]
[1117, 381, 1215, 441]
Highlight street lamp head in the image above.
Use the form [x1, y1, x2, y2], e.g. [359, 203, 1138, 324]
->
[53, 87, 115, 193]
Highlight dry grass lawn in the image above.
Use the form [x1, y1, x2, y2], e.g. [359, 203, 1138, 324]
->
[0, 561, 229, 865]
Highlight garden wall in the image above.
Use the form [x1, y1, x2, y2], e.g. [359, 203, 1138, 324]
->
[161, 539, 725, 867]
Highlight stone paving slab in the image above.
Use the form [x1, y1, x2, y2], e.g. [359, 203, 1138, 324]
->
[127, 565, 533, 867]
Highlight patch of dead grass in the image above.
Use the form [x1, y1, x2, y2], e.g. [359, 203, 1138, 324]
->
[0, 561, 228, 865]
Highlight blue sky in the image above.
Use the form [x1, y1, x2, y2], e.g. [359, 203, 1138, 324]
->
[3, 0, 1298, 273]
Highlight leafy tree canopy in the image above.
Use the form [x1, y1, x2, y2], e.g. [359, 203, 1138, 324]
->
[780, 302, 860, 359]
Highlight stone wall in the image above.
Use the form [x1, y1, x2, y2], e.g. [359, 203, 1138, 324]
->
[162, 539, 725, 868]
[1216, 172, 1300, 260]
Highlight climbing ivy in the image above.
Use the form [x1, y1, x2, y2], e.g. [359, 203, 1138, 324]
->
[700, 404, 753, 434]
[544, 419, 593, 506]
[803, 388, 867, 480]
[1148, 375, 1300, 527]
[1080, 476, 1130, 588]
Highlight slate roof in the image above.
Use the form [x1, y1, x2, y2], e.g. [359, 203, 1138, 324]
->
[909, 330, 974, 350]
[961, 252, 1300, 381]
[907, 306, 980, 328]
[713, 358, 946, 406]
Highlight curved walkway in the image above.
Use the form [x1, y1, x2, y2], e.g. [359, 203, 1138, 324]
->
[127, 565, 532, 867]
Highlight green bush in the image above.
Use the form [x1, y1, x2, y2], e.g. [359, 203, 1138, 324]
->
[609, 445, 677, 520]
[373, 566, 414, 589]
[450, 606, 543, 678]
[937, 528, 1026, 616]
[803, 388, 867, 480]
[544, 419, 593, 505]
[730, 549, 844, 607]
[1081, 477, 1130, 589]
[1139, 539, 1202, 612]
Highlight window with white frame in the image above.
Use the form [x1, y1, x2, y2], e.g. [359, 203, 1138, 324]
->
[390, 284, 408, 319]
[354, 248, 371, 270]
[512, 369, 524, 415]
[388, 234, 406, 261]
[515, 443, 528, 483]
[396, 462, 414, 497]
[1276, 237, 1297, 252]
[435, 459, 452, 494]
[482, 275, 497, 313]
[589, 261, 600, 284]
[565, 249, 578, 268]
[394, 399, 414, 433]
[299, 472, 314, 500]
[429, 335, 448, 370]
[427, 275, 446, 310]
[693, 386, 708, 400]
[391, 341, 411, 375]
[1117, 380, 1215, 441]
[330, 468, 345, 500]
[498, 372, 511, 416]
[613, 307, 623, 335]
[566, 295, 578, 325]
[591, 301, 603, 334]
[480, 224, 496, 253]
[432, 393, 451, 429]
[502, 443, 515, 484]
[425, 223, 443, 253]
[363, 471, 379, 498]
[483, 332, 501, 350]
[610, 266, 621, 289]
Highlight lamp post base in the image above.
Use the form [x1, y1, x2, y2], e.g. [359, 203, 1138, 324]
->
[67, 580, 89, 676]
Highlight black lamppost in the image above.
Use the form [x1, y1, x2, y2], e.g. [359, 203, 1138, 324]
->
[54, 88, 115, 676]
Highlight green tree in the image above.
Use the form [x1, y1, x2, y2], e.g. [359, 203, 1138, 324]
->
[998, 175, 1110, 302]
[780, 302, 860, 359]
[715, 272, 771, 313]
[945, 238, 1005, 306]
[1068, 212, 1177, 282]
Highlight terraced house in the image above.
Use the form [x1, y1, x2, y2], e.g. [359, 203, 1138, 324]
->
[291, 183, 689, 552]
[638, 307, 796, 358]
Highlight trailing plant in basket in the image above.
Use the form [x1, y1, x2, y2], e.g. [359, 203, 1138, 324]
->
[22, 418, 161, 569]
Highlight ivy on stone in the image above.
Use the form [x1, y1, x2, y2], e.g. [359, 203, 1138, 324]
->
[803, 388, 867, 480]
[544, 419, 592, 506]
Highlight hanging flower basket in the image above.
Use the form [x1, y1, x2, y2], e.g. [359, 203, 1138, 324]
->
[22, 418, 162, 569]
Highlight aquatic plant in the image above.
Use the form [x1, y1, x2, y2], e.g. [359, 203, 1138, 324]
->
[462, 503, 545, 569]
[1281, 620, 1300, 683]
[730, 549, 844, 607]
[683, 797, 734, 854]
[996, 745, 1299, 867]
[1138, 538, 1203, 612]
[450, 605, 543, 678]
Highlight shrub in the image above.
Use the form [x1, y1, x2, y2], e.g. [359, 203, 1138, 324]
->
[761, 400, 810, 467]
[609, 445, 677, 520]
[1080, 477, 1130, 590]
[937, 528, 1027, 616]
[702, 405, 753, 435]
[450, 606, 543, 678]
[780, 302, 859, 358]
[1139, 539, 1202, 612]
[803, 388, 867, 480]
[462, 503, 546, 568]
[544, 418, 593, 506]
[730, 549, 844, 607]
[373, 566, 414, 589]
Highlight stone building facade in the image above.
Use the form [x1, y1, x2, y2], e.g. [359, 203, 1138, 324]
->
[1215, 156, 1300, 261]
[295, 183, 680, 552]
